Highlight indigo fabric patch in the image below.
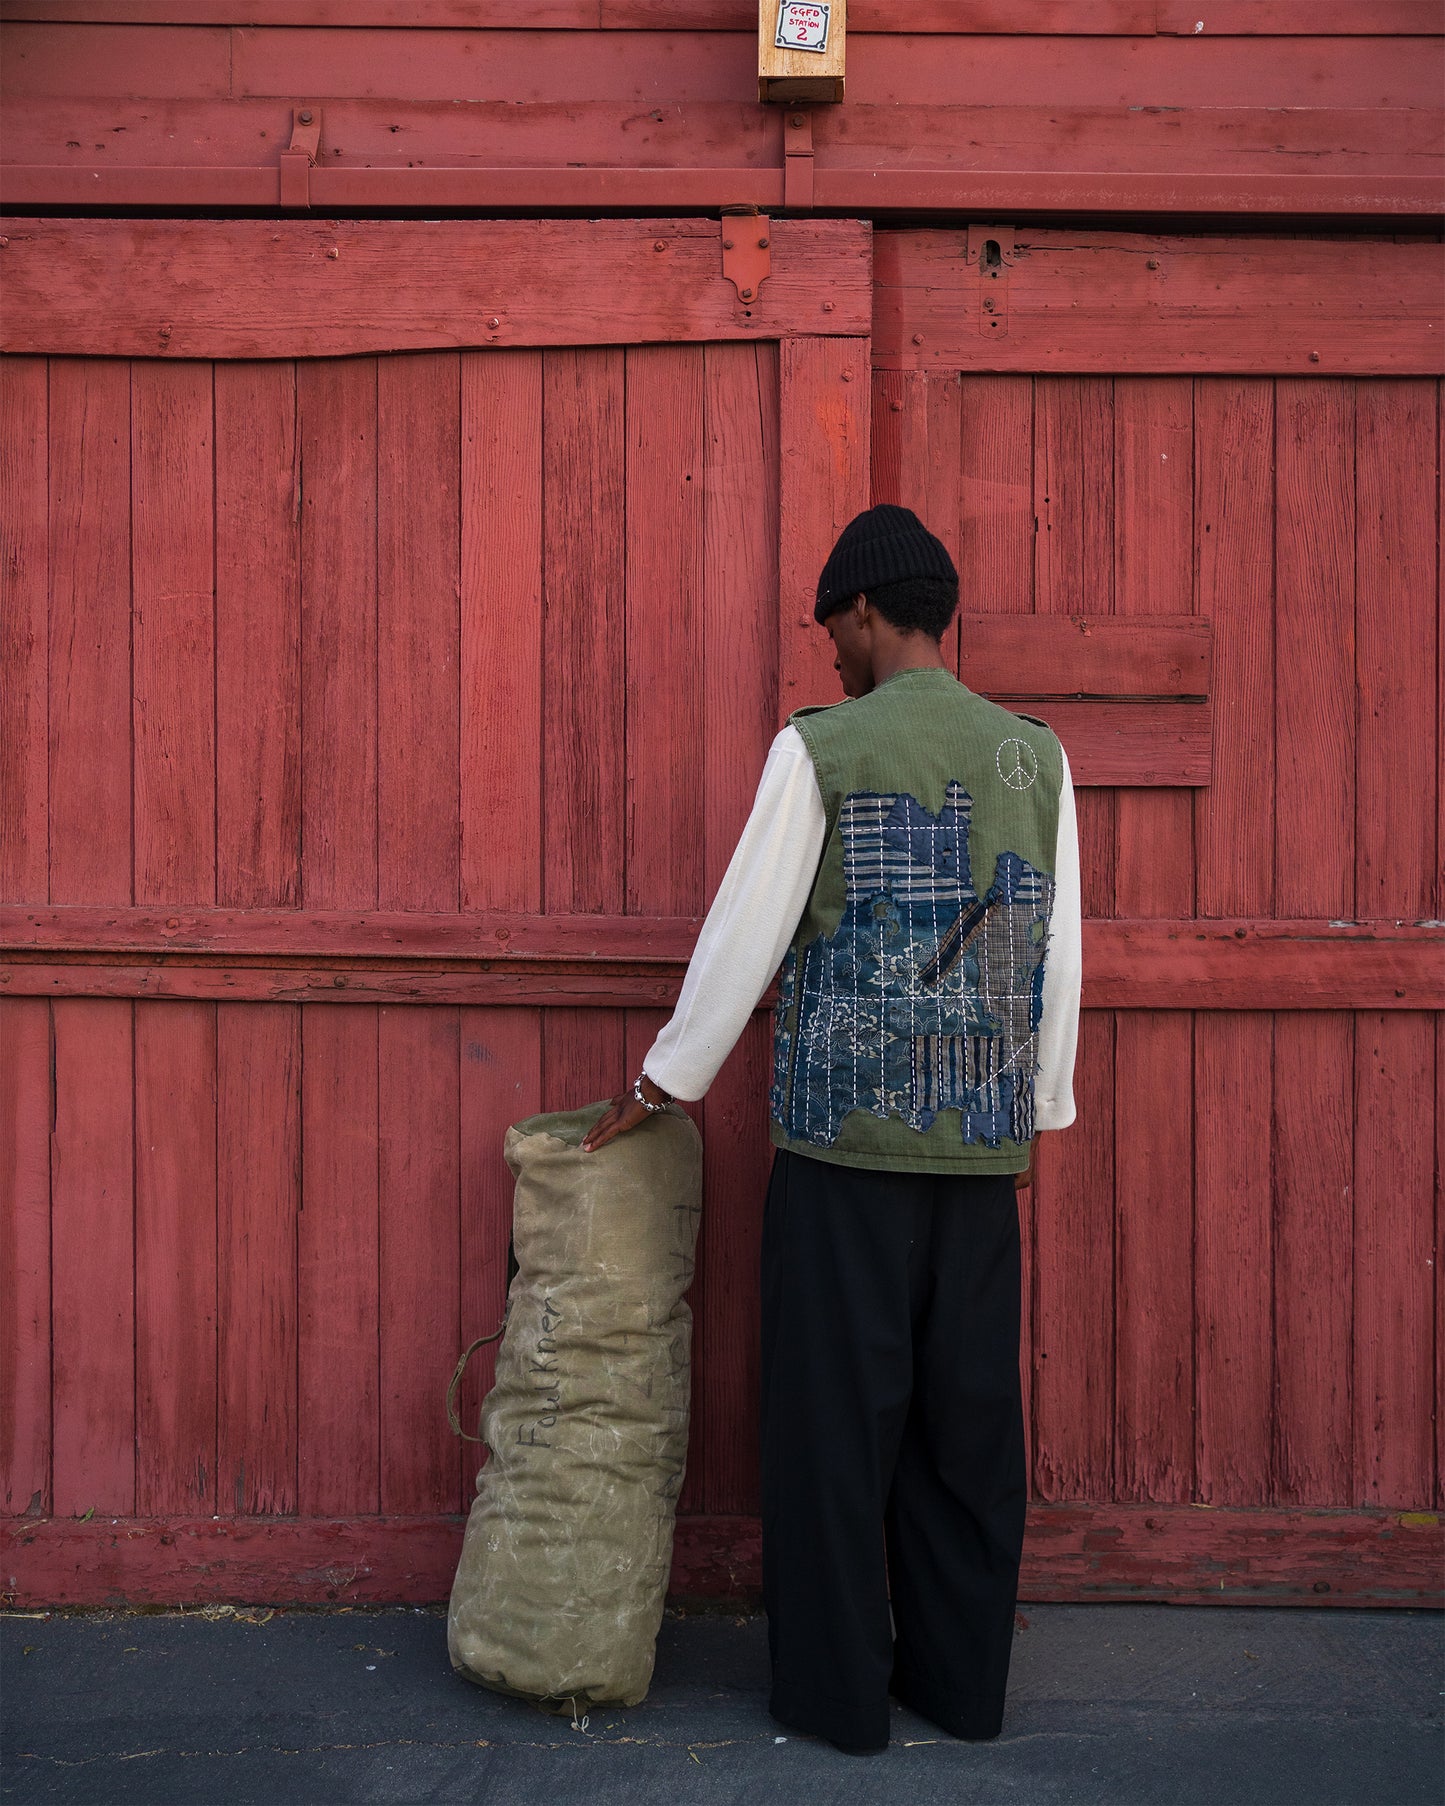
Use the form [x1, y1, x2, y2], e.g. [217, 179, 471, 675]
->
[771, 782, 1054, 1150]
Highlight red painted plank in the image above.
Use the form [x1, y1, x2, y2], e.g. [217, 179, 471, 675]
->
[1111, 377, 1194, 1503]
[217, 1003, 299, 1515]
[47, 360, 131, 905]
[5, 1505, 1440, 1609]
[875, 233, 1445, 376]
[0, 357, 47, 905]
[50, 999, 135, 1516]
[1351, 379, 1438, 1510]
[298, 1004, 380, 1517]
[378, 1005, 461, 1514]
[543, 347, 626, 915]
[778, 335, 871, 719]
[215, 362, 301, 910]
[625, 345, 706, 919]
[377, 352, 460, 913]
[0, 999, 51, 1515]
[131, 360, 214, 906]
[458, 1008, 541, 1490]
[135, 1002, 218, 1515]
[1194, 1015, 1275, 1504]
[460, 349, 543, 914]
[688, 340, 779, 1516]
[299, 356, 379, 912]
[542, 1009, 625, 1115]
[960, 375, 1033, 622]
[15, 1, 1435, 29]
[962, 616, 1212, 699]
[0, 220, 873, 358]
[1353, 1013, 1435, 1507]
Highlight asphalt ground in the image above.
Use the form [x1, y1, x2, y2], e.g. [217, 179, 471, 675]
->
[3, 1602, 1440, 1806]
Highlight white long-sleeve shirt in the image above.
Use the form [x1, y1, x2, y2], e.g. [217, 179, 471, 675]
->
[642, 725, 1082, 1131]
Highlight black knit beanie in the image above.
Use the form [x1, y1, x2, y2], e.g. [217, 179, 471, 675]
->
[814, 504, 958, 623]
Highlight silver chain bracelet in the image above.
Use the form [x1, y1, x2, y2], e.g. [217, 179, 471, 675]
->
[632, 1072, 669, 1114]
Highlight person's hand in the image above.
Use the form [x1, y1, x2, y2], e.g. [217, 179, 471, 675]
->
[1014, 1160, 1033, 1191]
[580, 1074, 672, 1153]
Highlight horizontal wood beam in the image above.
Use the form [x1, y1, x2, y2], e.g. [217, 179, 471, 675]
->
[959, 614, 1211, 698]
[4, 165, 1438, 221]
[0, 217, 872, 357]
[3, 916, 1440, 1009]
[3, 1506, 1439, 1608]
[2, 3, 1438, 34]
[874, 228, 1445, 374]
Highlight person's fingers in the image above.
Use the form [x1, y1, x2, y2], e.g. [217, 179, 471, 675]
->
[1014, 1164, 1033, 1190]
[581, 1094, 646, 1153]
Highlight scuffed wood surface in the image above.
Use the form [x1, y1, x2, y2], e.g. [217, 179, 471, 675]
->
[0, 218, 873, 358]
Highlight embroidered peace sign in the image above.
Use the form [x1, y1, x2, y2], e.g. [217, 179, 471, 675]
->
[996, 736, 1038, 791]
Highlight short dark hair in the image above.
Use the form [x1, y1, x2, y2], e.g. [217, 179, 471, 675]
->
[850, 575, 958, 640]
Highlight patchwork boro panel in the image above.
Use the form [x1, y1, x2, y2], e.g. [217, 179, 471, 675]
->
[771, 782, 1054, 1149]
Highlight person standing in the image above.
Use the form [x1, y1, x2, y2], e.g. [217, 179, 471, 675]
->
[583, 504, 1082, 1755]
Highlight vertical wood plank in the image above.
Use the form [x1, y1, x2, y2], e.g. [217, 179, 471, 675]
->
[959, 373, 1033, 627]
[779, 335, 870, 720]
[0, 356, 48, 904]
[298, 1004, 380, 1517]
[131, 360, 215, 906]
[300, 356, 378, 912]
[625, 344, 705, 919]
[1032, 376, 1114, 1503]
[1352, 379, 1437, 1507]
[297, 355, 382, 1519]
[135, 1002, 218, 1515]
[461, 349, 543, 915]
[459, 1008, 542, 1491]
[0, 999, 52, 1515]
[692, 341, 781, 1518]
[378, 350, 461, 912]
[1111, 377, 1195, 1502]
[217, 1003, 299, 1515]
[926, 370, 964, 674]
[1273, 379, 1355, 1505]
[51, 1000, 135, 1517]
[379, 1005, 461, 1514]
[543, 347, 626, 915]
[1193, 379, 1276, 1504]
[215, 362, 301, 910]
[47, 359, 131, 905]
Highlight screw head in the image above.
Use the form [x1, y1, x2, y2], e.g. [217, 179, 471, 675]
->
[758, 236, 769, 249]
[326, 247, 339, 259]
[740, 288, 754, 300]
[790, 113, 805, 127]
[299, 110, 313, 124]
[654, 239, 666, 251]
[1308, 350, 1321, 362]
[486, 316, 501, 330]
[912, 332, 925, 345]
[722, 238, 734, 250]
[821, 301, 834, 312]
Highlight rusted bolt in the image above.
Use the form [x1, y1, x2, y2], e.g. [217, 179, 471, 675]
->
[790, 113, 805, 127]
[740, 287, 754, 300]
[299, 110, 313, 124]
[1308, 350, 1321, 362]
[653, 239, 667, 251]
[912, 332, 925, 345]
[1312, 1580, 1330, 1593]
[158, 322, 172, 338]
[327, 247, 340, 260]
[722, 238, 734, 250]
[486, 316, 501, 329]
[1146, 258, 1159, 270]
[758, 236, 769, 249]
[841, 370, 853, 382]
[333, 974, 346, 988]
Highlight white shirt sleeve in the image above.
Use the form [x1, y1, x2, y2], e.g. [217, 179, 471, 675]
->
[642, 724, 825, 1103]
[1032, 741, 1082, 1131]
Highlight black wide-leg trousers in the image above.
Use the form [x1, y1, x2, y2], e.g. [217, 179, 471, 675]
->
[759, 1145, 1027, 1750]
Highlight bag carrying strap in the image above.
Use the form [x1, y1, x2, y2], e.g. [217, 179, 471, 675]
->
[445, 1308, 509, 1442]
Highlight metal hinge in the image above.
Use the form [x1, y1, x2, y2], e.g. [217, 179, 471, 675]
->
[280, 107, 321, 209]
[966, 225, 1015, 342]
[784, 108, 814, 210]
[721, 205, 772, 303]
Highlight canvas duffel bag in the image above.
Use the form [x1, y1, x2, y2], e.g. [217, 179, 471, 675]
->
[447, 1098, 703, 1711]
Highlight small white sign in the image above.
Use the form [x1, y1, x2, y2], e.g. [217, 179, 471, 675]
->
[775, 1, 830, 53]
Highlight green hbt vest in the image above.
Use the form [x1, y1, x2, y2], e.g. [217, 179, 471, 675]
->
[768, 664, 1065, 1175]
